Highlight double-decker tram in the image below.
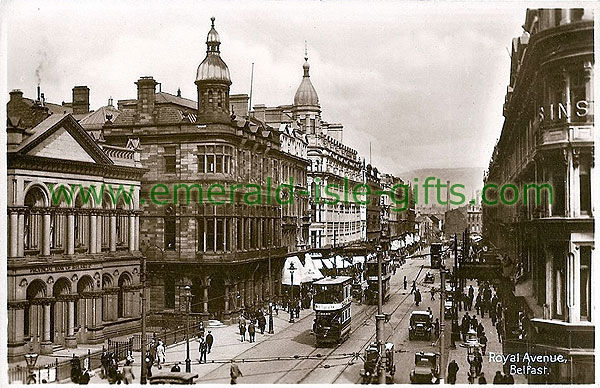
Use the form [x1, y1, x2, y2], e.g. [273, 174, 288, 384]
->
[430, 243, 442, 269]
[364, 256, 392, 305]
[313, 276, 353, 347]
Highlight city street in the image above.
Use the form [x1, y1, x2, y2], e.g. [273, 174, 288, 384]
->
[84, 251, 448, 384]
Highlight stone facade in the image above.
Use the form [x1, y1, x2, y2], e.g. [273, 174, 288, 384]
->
[6, 95, 145, 361]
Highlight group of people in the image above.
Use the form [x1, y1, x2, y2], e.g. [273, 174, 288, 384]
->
[99, 350, 135, 384]
[197, 322, 215, 364]
[237, 310, 267, 343]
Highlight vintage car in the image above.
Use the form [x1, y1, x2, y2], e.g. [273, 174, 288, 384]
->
[424, 272, 435, 283]
[409, 311, 432, 340]
[444, 295, 454, 319]
[360, 342, 395, 384]
[149, 372, 198, 385]
[410, 352, 440, 384]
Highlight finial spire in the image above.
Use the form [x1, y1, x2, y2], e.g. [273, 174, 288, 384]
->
[304, 40, 308, 61]
[211, 17, 215, 28]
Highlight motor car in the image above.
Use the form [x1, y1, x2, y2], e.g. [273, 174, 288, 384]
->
[409, 311, 432, 340]
[410, 352, 440, 384]
[424, 272, 435, 283]
[149, 372, 198, 385]
[360, 341, 395, 384]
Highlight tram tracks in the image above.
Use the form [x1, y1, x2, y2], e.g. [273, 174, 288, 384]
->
[287, 263, 425, 384]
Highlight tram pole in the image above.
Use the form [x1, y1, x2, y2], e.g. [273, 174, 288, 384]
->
[376, 245, 386, 385]
[439, 269, 446, 384]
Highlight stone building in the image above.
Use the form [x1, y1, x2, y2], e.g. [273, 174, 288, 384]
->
[259, 54, 364, 250]
[380, 173, 416, 243]
[483, 8, 594, 383]
[102, 18, 308, 323]
[7, 89, 145, 360]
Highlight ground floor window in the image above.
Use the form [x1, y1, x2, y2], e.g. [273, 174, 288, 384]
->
[580, 246, 591, 321]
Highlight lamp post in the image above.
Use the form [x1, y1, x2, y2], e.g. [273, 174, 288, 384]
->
[183, 285, 192, 373]
[24, 344, 39, 384]
[268, 242, 274, 334]
[288, 262, 296, 323]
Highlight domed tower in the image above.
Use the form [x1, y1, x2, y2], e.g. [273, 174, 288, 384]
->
[195, 17, 232, 124]
[292, 46, 321, 135]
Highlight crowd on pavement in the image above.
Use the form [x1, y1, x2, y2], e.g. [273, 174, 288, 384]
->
[447, 279, 521, 384]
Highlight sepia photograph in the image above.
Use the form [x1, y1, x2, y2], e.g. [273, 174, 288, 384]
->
[1, 0, 597, 384]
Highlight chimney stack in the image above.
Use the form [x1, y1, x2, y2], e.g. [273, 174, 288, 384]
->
[72, 86, 90, 114]
[9, 89, 23, 103]
[135, 76, 157, 124]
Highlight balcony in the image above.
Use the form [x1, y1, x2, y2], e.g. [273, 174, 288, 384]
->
[538, 124, 593, 148]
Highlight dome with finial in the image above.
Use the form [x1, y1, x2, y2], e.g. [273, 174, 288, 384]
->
[196, 17, 231, 84]
[294, 50, 319, 107]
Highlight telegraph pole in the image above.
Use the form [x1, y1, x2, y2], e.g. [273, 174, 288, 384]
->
[140, 256, 147, 384]
[439, 269, 446, 384]
[376, 245, 386, 385]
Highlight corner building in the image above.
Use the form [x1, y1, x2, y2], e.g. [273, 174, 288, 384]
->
[483, 8, 594, 383]
[103, 19, 307, 324]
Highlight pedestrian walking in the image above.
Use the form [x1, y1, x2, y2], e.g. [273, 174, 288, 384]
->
[430, 287, 436, 300]
[248, 321, 256, 342]
[478, 372, 487, 384]
[156, 340, 166, 369]
[474, 349, 483, 376]
[411, 280, 416, 294]
[122, 360, 135, 384]
[414, 288, 422, 306]
[258, 314, 266, 334]
[199, 339, 208, 363]
[206, 331, 214, 353]
[239, 321, 246, 342]
[496, 319, 504, 343]
[198, 321, 206, 339]
[480, 334, 488, 355]
[403, 276, 407, 290]
[447, 359, 459, 384]
[434, 318, 440, 339]
[230, 359, 243, 384]
[467, 358, 477, 384]
[493, 371, 503, 384]
[145, 351, 153, 379]
[504, 372, 514, 384]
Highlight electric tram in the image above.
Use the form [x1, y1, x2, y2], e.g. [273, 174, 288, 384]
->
[430, 243, 442, 269]
[364, 256, 392, 305]
[312, 276, 353, 347]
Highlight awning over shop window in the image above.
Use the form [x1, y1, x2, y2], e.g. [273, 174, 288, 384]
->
[303, 254, 324, 281]
[281, 256, 313, 285]
[352, 255, 365, 265]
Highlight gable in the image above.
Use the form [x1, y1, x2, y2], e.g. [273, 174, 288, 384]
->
[28, 125, 96, 163]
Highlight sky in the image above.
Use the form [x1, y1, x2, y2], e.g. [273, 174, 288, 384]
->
[4, 0, 532, 176]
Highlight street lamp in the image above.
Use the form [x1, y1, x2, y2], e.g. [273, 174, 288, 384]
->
[183, 285, 192, 373]
[24, 344, 39, 384]
[288, 262, 296, 323]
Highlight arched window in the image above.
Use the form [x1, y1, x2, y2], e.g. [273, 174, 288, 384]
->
[116, 199, 129, 248]
[117, 273, 133, 318]
[24, 279, 47, 339]
[24, 187, 47, 253]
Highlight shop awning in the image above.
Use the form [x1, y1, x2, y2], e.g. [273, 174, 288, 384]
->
[352, 255, 365, 265]
[281, 256, 313, 285]
[303, 254, 324, 281]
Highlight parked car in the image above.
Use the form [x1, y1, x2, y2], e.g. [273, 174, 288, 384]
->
[149, 372, 198, 385]
[360, 341, 396, 384]
[409, 311, 432, 340]
[410, 352, 440, 384]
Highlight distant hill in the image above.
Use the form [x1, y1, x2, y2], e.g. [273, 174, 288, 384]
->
[396, 167, 485, 207]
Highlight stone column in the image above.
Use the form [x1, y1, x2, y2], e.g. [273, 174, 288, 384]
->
[89, 214, 97, 254]
[67, 211, 75, 255]
[560, 8, 571, 25]
[109, 213, 117, 252]
[135, 214, 140, 251]
[66, 299, 77, 348]
[17, 212, 25, 257]
[129, 214, 136, 251]
[545, 248, 554, 318]
[583, 61, 594, 121]
[42, 211, 51, 256]
[569, 248, 581, 323]
[9, 211, 18, 257]
[96, 215, 103, 253]
[40, 303, 52, 354]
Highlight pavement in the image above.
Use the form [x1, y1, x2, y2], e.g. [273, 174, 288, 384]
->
[83, 306, 305, 384]
[447, 280, 527, 384]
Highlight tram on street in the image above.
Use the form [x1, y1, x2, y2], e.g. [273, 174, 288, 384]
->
[312, 276, 353, 347]
[364, 256, 392, 305]
[430, 243, 442, 269]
